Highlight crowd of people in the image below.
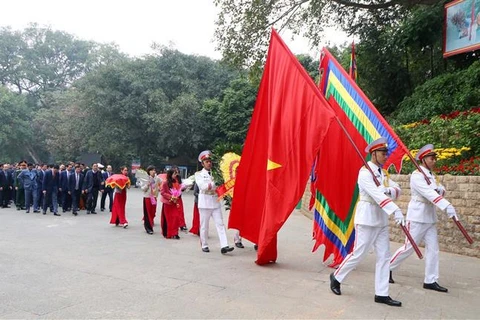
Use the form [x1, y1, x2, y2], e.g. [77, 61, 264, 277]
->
[0, 161, 113, 216]
[0, 151, 240, 255]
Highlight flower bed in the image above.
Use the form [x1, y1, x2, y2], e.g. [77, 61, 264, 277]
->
[394, 106, 480, 175]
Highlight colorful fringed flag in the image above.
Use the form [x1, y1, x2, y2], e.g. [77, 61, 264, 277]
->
[349, 41, 357, 82]
[311, 48, 410, 267]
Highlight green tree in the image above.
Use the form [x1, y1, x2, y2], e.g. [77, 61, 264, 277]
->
[0, 87, 35, 162]
[213, 0, 437, 69]
[216, 78, 257, 144]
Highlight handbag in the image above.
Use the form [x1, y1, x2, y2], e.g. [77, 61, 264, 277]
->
[149, 195, 157, 205]
[149, 182, 157, 205]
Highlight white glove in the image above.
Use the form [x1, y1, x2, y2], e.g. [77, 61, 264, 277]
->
[394, 209, 405, 226]
[446, 205, 457, 219]
[385, 187, 400, 200]
[435, 186, 446, 196]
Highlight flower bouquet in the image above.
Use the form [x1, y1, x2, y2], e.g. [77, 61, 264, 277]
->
[170, 188, 182, 207]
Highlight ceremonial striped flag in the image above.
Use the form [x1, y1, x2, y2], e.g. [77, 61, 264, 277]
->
[311, 48, 409, 267]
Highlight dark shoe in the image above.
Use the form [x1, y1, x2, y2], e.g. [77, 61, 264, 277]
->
[172, 235, 180, 239]
[86, 211, 90, 214]
[202, 247, 210, 253]
[123, 223, 128, 229]
[254, 244, 258, 251]
[73, 211, 78, 216]
[91, 211, 97, 214]
[115, 222, 119, 227]
[53, 213, 61, 216]
[221, 246, 234, 254]
[17, 207, 21, 210]
[146, 230, 153, 235]
[26, 210, 30, 213]
[330, 273, 341, 295]
[180, 226, 188, 232]
[42, 212, 46, 215]
[423, 282, 448, 293]
[235, 242, 245, 249]
[374, 295, 402, 307]
[33, 210, 40, 213]
[389, 271, 395, 284]
[101, 208, 105, 212]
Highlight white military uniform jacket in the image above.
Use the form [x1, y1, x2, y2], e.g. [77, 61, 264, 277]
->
[355, 161, 401, 227]
[194, 168, 220, 209]
[407, 166, 450, 224]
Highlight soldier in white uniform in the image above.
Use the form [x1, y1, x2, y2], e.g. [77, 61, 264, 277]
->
[195, 150, 234, 254]
[329, 137, 405, 307]
[389, 144, 457, 293]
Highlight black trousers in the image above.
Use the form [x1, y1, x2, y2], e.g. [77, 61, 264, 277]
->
[71, 189, 82, 212]
[61, 190, 71, 211]
[100, 187, 113, 211]
[86, 188, 99, 212]
[1, 188, 10, 207]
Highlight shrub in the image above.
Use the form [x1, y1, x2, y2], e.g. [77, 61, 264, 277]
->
[392, 61, 480, 124]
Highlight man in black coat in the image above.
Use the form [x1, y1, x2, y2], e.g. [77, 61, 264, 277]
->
[42, 164, 61, 216]
[68, 165, 85, 216]
[36, 164, 47, 210]
[82, 163, 104, 214]
[100, 165, 114, 212]
[0, 163, 13, 208]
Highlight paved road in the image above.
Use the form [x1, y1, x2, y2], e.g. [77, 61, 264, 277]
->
[0, 188, 479, 319]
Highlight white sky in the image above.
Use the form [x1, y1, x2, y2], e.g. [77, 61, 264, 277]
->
[0, 0, 348, 59]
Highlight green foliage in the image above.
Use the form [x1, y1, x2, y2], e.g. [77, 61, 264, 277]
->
[213, 0, 419, 69]
[393, 61, 480, 123]
[0, 87, 37, 162]
[216, 78, 256, 144]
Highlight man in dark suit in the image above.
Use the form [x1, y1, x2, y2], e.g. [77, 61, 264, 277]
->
[82, 163, 104, 214]
[68, 165, 84, 216]
[59, 163, 73, 213]
[101, 165, 114, 212]
[37, 164, 47, 210]
[42, 164, 61, 216]
[0, 163, 14, 208]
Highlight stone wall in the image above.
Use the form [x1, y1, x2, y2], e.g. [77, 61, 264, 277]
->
[299, 175, 480, 258]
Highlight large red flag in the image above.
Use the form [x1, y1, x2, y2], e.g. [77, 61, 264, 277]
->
[228, 29, 336, 265]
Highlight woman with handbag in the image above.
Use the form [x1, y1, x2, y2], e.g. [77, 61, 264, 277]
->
[142, 165, 161, 235]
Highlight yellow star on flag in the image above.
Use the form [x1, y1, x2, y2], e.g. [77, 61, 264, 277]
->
[267, 159, 282, 171]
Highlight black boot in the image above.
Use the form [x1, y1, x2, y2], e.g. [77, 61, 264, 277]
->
[329, 273, 341, 295]
[389, 271, 395, 284]
[423, 282, 448, 293]
[374, 295, 402, 307]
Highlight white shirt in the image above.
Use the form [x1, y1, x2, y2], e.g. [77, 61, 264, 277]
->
[195, 168, 220, 209]
[407, 166, 450, 224]
[354, 161, 401, 227]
